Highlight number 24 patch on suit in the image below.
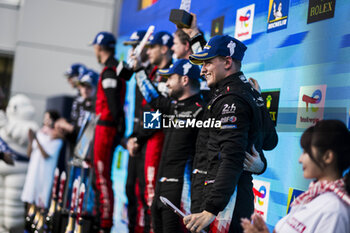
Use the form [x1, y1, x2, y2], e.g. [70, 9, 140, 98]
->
[222, 104, 236, 114]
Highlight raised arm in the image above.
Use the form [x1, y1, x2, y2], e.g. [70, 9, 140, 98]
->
[134, 69, 171, 114]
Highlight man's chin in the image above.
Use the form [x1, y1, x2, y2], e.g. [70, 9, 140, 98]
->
[169, 92, 176, 99]
[207, 82, 214, 88]
[169, 91, 181, 100]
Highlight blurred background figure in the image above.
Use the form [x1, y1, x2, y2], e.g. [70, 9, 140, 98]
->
[123, 29, 153, 233]
[21, 110, 63, 209]
[64, 63, 88, 91]
[90, 31, 130, 233]
[0, 94, 39, 232]
[55, 69, 98, 144]
[171, 29, 192, 60]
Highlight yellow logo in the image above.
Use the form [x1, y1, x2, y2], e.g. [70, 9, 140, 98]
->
[266, 95, 272, 109]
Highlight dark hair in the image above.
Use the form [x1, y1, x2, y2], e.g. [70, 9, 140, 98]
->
[188, 77, 200, 90]
[174, 29, 191, 46]
[233, 59, 242, 71]
[300, 120, 350, 193]
[300, 126, 320, 167]
[153, 43, 173, 57]
[166, 46, 173, 57]
[100, 45, 115, 54]
[217, 57, 242, 71]
[46, 110, 60, 123]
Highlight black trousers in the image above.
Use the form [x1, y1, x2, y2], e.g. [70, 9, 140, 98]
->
[125, 152, 150, 233]
[194, 172, 254, 233]
[151, 182, 188, 233]
[190, 172, 206, 214]
[229, 173, 254, 233]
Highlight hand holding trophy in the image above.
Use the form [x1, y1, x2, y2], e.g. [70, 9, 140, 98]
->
[169, 0, 193, 28]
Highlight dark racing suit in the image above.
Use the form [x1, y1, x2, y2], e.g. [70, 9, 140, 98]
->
[93, 55, 130, 229]
[128, 65, 170, 232]
[135, 70, 205, 233]
[134, 65, 168, 211]
[71, 96, 95, 130]
[125, 65, 164, 233]
[192, 72, 277, 233]
[67, 96, 95, 145]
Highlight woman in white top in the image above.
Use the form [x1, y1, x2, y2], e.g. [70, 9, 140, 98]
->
[21, 110, 63, 208]
[241, 119, 350, 233]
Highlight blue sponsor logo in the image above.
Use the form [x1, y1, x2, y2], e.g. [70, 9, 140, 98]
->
[267, 0, 290, 33]
[143, 110, 161, 129]
[221, 124, 237, 129]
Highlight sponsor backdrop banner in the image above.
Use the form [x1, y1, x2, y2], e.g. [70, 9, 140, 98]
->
[307, 0, 336, 24]
[253, 179, 271, 221]
[296, 85, 327, 128]
[267, 0, 290, 33]
[211, 16, 225, 37]
[261, 89, 281, 126]
[234, 4, 255, 41]
[112, 0, 350, 231]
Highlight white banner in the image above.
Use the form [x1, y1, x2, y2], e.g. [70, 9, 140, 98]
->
[296, 85, 327, 128]
[252, 179, 271, 221]
[234, 4, 255, 41]
[180, 0, 191, 12]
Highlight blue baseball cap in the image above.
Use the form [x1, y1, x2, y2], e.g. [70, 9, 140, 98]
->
[78, 70, 99, 87]
[123, 30, 147, 45]
[148, 31, 174, 48]
[64, 63, 87, 77]
[189, 35, 247, 65]
[90, 31, 116, 48]
[158, 59, 201, 80]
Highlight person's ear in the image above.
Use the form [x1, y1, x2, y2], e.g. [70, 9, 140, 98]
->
[186, 41, 191, 52]
[182, 75, 189, 86]
[160, 45, 168, 55]
[322, 150, 335, 165]
[224, 57, 233, 70]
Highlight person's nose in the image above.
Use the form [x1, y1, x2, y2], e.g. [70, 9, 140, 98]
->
[200, 66, 207, 76]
